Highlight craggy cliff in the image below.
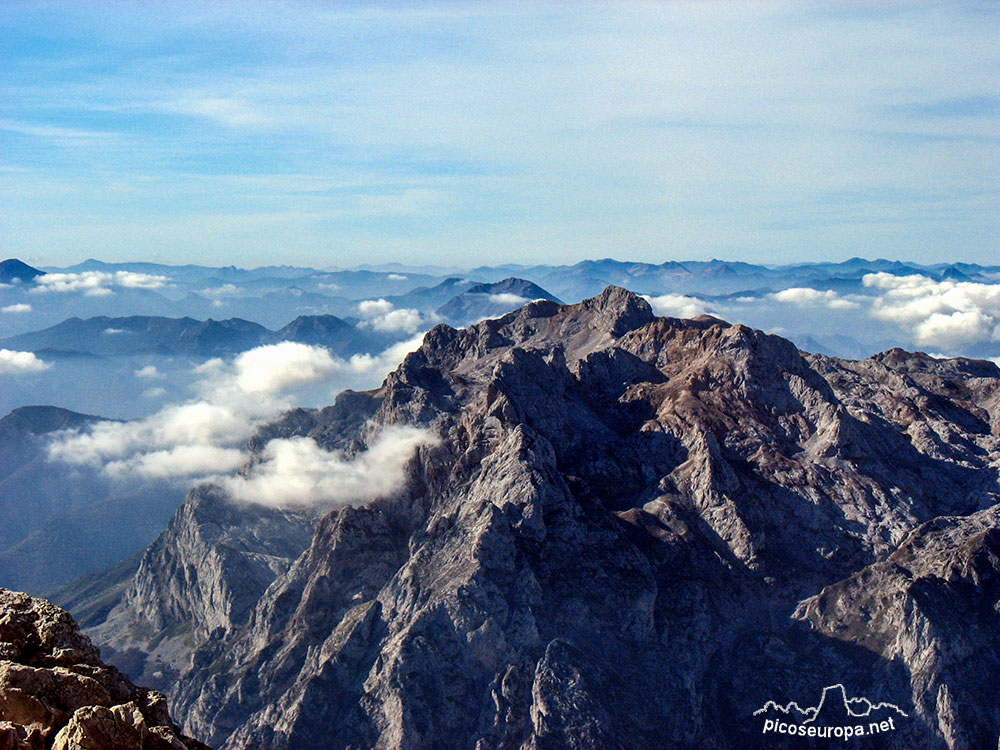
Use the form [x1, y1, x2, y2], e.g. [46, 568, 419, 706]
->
[0, 588, 206, 749]
[83, 288, 1000, 749]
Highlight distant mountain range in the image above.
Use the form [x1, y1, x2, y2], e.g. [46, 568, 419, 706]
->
[4, 255, 997, 350]
[0, 314, 378, 358]
[0, 274, 568, 358]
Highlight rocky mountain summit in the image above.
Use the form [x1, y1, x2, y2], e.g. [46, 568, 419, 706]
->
[0, 588, 206, 749]
[80, 287, 1000, 749]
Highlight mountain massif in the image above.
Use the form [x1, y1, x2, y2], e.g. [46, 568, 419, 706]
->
[61, 287, 999, 749]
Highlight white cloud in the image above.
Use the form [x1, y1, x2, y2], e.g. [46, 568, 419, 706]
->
[0, 349, 51, 375]
[642, 293, 708, 319]
[339, 333, 425, 375]
[31, 270, 169, 295]
[387, 273, 408, 281]
[357, 298, 426, 334]
[769, 287, 860, 310]
[201, 283, 240, 297]
[135, 365, 162, 379]
[104, 328, 125, 335]
[358, 298, 395, 317]
[362, 308, 425, 334]
[49, 344, 340, 475]
[914, 311, 992, 350]
[218, 426, 438, 508]
[116, 271, 169, 289]
[1, 303, 31, 313]
[166, 96, 270, 128]
[49, 400, 258, 469]
[232, 341, 340, 393]
[487, 293, 530, 306]
[863, 273, 1000, 349]
[108, 444, 245, 479]
[47, 335, 428, 482]
[143, 386, 167, 398]
[33, 272, 106, 294]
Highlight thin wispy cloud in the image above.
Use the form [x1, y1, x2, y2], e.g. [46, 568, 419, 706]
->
[163, 96, 271, 128]
[2, 2, 997, 267]
[0, 117, 115, 141]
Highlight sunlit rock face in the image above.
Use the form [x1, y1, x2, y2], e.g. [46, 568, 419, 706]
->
[0, 587, 208, 750]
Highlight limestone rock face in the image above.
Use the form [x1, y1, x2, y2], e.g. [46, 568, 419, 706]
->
[86, 287, 1000, 749]
[0, 588, 205, 749]
[795, 506, 1000, 750]
[86, 486, 319, 697]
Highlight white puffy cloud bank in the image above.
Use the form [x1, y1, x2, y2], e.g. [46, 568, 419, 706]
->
[0, 349, 51, 375]
[486, 293, 531, 307]
[31, 270, 170, 296]
[769, 287, 861, 310]
[760, 275, 1000, 351]
[219, 427, 438, 507]
[643, 274, 1000, 356]
[48, 338, 433, 506]
[357, 298, 428, 334]
[863, 273, 1000, 350]
[642, 294, 708, 319]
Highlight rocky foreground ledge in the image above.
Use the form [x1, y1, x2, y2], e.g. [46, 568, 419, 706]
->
[0, 588, 206, 750]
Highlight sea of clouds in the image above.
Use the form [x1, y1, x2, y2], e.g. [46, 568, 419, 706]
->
[645, 273, 1000, 358]
[47, 337, 435, 508]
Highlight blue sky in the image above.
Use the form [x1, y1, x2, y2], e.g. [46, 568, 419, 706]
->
[1, 1, 997, 268]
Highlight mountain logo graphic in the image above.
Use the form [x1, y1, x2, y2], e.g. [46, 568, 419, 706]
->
[754, 684, 907, 740]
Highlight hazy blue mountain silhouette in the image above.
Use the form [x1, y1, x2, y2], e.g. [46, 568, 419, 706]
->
[0, 313, 382, 358]
[0, 258, 45, 284]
